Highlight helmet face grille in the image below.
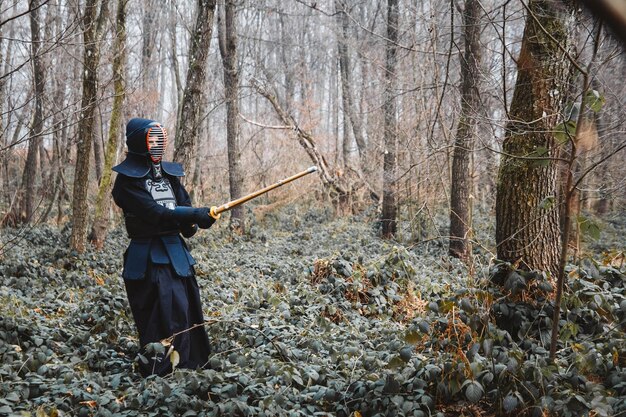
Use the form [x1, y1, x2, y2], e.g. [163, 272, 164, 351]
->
[146, 125, 168, 163]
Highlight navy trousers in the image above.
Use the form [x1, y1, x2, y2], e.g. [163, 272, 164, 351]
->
[124, 262, 211, 376]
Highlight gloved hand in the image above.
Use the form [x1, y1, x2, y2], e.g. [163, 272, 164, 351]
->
[172, 207, 216, 230]
[181, 223, 198, 238]
[195, 207, 215, 229]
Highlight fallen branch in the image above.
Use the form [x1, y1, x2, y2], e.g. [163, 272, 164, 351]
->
[251, 80, 348, 198]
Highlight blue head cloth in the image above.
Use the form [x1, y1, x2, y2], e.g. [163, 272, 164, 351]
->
[126, 118, 158, 155]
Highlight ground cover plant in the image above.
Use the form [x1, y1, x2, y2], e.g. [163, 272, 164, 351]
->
[0, 206, 625, 417]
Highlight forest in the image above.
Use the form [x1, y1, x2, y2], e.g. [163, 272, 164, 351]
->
[0, 0, 625, 416]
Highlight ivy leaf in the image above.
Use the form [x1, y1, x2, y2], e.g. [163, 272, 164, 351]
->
[555, 120, 576, 145]
[529, 146, 551, 167]
[503, 394, 519, 412]
[578, 216, 601, 240]
[539, 195, 556, 210]
[292, 372, 304, 386]
[386, 355, 405, 369]
[465, 381, 484, 403]
[404, 330, 421, 345]
[585, 89, 605, 113]
[482, 339, 493, 356]
[417, 320, 430, 333]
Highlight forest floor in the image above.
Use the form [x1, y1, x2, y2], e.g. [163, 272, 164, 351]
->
[0, 204, 625, 417]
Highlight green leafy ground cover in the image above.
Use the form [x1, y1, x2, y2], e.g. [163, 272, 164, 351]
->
[0, 207, 624, 417]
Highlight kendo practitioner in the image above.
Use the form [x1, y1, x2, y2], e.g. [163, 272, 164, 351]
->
[112, 117, 219, 376]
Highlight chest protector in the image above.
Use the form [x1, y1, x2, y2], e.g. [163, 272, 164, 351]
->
[146, 178, 177, 209]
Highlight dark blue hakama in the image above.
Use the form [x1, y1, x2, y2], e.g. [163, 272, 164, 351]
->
[124, 262, 210, 376]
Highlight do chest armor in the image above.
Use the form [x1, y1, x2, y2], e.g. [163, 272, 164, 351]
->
[146, 178, 177, 210]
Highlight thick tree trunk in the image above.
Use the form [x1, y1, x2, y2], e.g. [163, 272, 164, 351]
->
[90, 0, 126, 249]
[218, 0, 245, 233]
[70, 0, 108, 252]
[449, 0, 482, 260]
[9, 0, 46, 226]
[381, 0, 398, 238]
[173, 0, 216, 181]
[495, 0, 573, 277]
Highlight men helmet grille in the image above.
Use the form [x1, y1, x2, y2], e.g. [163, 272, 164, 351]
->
[146, 125, 168, 163]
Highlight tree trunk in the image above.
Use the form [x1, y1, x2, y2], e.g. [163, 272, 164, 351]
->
[381, 0, 399, 238]
[218, 0, 245, 233]
[5, 0, 45, 225]
[90, 0, 126, 249]
[173, 0, 216, 180]
[449, 0, 482, 260]
[9, 0, 46, 226]
[335, 0, 367, 164]
[141, 0, 159, 116]
[0, 2, 19, 218]
[495, 0, 573, 277]
[168, 2, 184, 125]
[591, 93, 610, 214]
[279, 13, 295, 111]
[92, 113, 104, 183]
[0, 14, 6, 211]
[70, 0, 109, 252]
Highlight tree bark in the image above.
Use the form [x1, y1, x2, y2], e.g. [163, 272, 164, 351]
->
[9, 0, 46, 226]
[335, 0, 367, 165]
[168, 2, 184, 125]
[218, 0, 245, 233]
[381, 0, 399, 238]
[495, 0, 574, 277]
[141, 0, 159, 116]
[449, 0, 482, 260]
[173, 0, 216, 181]
[70, 0, 109, 252]
[90, 0, 126, 249]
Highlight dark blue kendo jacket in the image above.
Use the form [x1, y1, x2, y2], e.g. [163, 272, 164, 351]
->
[112, 158, 199, 280]
[112, 118, 214, 280]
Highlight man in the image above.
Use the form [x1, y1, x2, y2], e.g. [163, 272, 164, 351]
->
[112, 117, 218, 376]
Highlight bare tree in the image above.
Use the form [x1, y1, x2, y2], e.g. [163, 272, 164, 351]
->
[218, 0, 245, 233]
[173, 0, 217, 180]
[335, 0, 367, 167]
[4, 0, 46, 226]
[70, 0, 109, 252]
[380, 0, 398, 238]
[90, 0, 127, 249]
[495, 0, 575, 276]
[449, 0, 482, 260]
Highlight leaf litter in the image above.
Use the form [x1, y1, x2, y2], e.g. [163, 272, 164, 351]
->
[0, 207, 624, 416]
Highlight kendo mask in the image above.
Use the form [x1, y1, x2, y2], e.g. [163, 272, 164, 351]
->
[125, 118, 168, 178]
[146, 124, 168, 164]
